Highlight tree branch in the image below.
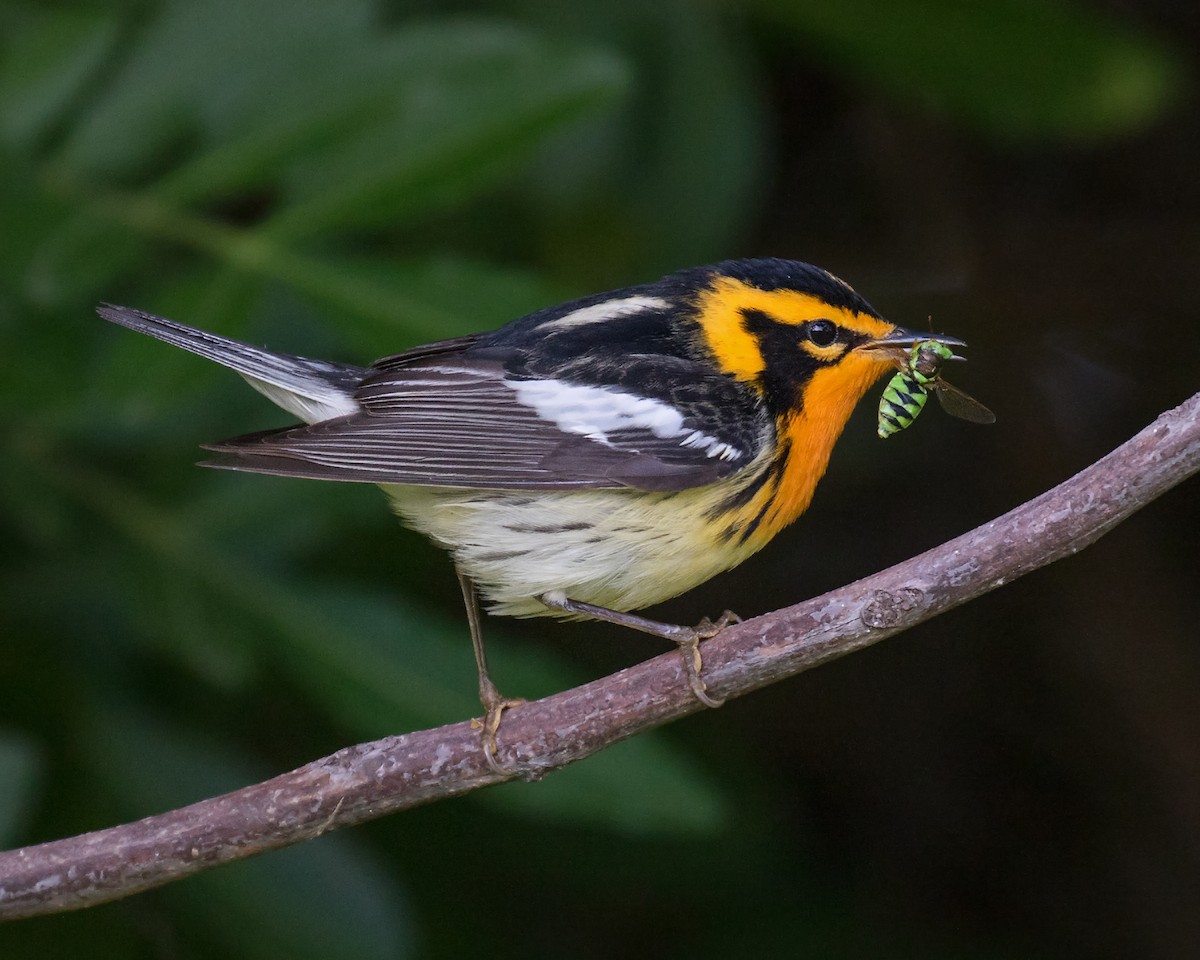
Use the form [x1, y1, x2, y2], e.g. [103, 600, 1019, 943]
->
[4, 392, 1199, 921]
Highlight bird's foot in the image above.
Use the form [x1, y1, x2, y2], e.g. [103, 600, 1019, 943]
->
[674, 611, 739, 708]
[471, 676, 527, 776]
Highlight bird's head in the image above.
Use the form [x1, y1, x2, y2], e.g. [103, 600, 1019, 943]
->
[685, 258, 969, 540]
[688, 258, 963, 420]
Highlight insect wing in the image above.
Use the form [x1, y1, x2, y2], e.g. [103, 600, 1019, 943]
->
[933, 380, 996, 424]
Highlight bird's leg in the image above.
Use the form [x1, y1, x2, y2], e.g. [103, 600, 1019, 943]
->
[457, 567, 524, 775]
[537, 593, 736, 708]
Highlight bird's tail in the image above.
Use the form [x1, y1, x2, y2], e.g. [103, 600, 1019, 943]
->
[97, 304, 366, 424]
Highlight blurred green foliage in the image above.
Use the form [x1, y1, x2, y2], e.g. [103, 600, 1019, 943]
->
[0, 0, 1191, 957]
[759, 0, 1183, 141]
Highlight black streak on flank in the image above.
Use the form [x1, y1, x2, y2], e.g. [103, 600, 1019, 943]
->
[474, 550, 528, 563]
[707, 437, 789, 522]
[503, 521, 594, 534]
[737, 493, 777, 547]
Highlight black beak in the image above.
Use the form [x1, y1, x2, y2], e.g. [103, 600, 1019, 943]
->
[858, 325, 967, 365]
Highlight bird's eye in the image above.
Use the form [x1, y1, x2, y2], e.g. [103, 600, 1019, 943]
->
[805, 320, 838, 347]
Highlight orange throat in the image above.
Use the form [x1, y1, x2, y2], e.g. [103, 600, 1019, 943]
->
[743, 352, 892, 546]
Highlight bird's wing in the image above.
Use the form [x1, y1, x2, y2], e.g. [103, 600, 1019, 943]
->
[203, 350, 767, 492]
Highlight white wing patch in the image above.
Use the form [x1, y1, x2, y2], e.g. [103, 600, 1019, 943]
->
[679, 430, 741, 461]
[535, 295, 669, 332]
[509, 379, 742, 461]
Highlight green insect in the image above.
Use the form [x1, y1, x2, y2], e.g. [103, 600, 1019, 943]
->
[877, 339, 995, 438]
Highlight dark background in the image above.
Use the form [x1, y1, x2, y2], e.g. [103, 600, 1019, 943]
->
[2, 1, 1198, 957]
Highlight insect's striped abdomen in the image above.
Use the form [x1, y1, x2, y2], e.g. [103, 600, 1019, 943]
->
[877, 371, 930, 438]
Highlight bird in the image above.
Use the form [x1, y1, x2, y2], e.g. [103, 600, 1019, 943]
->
[99, 257, 975, 771]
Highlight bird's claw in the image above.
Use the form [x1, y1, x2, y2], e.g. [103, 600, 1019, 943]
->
[473, 678, 526, 776]
[676, 610, 739, 709]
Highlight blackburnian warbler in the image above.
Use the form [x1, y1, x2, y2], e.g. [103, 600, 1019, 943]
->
[99, 258, 982, 770]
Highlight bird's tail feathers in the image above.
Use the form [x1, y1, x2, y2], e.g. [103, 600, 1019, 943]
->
[97, 304, 365, 423]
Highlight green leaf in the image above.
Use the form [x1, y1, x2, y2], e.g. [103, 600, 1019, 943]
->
[56, 4, 627, 227]
[55, 0, 376, 179]
[0, 730, 42, 847]
[255, 583, 508, 731]
[274, 254, 566, 346]
[0, 149, 75, 298]
[264, 22, 629, 239]
[757, 0, 1186, 142]
[21, 207, 150, 309]
[637, 2, 766, 268]
[0, 9, 120, 151]
[517, 0, 767, 277]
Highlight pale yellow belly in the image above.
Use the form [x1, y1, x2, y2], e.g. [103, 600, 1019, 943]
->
[381, 478, 769, 618]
